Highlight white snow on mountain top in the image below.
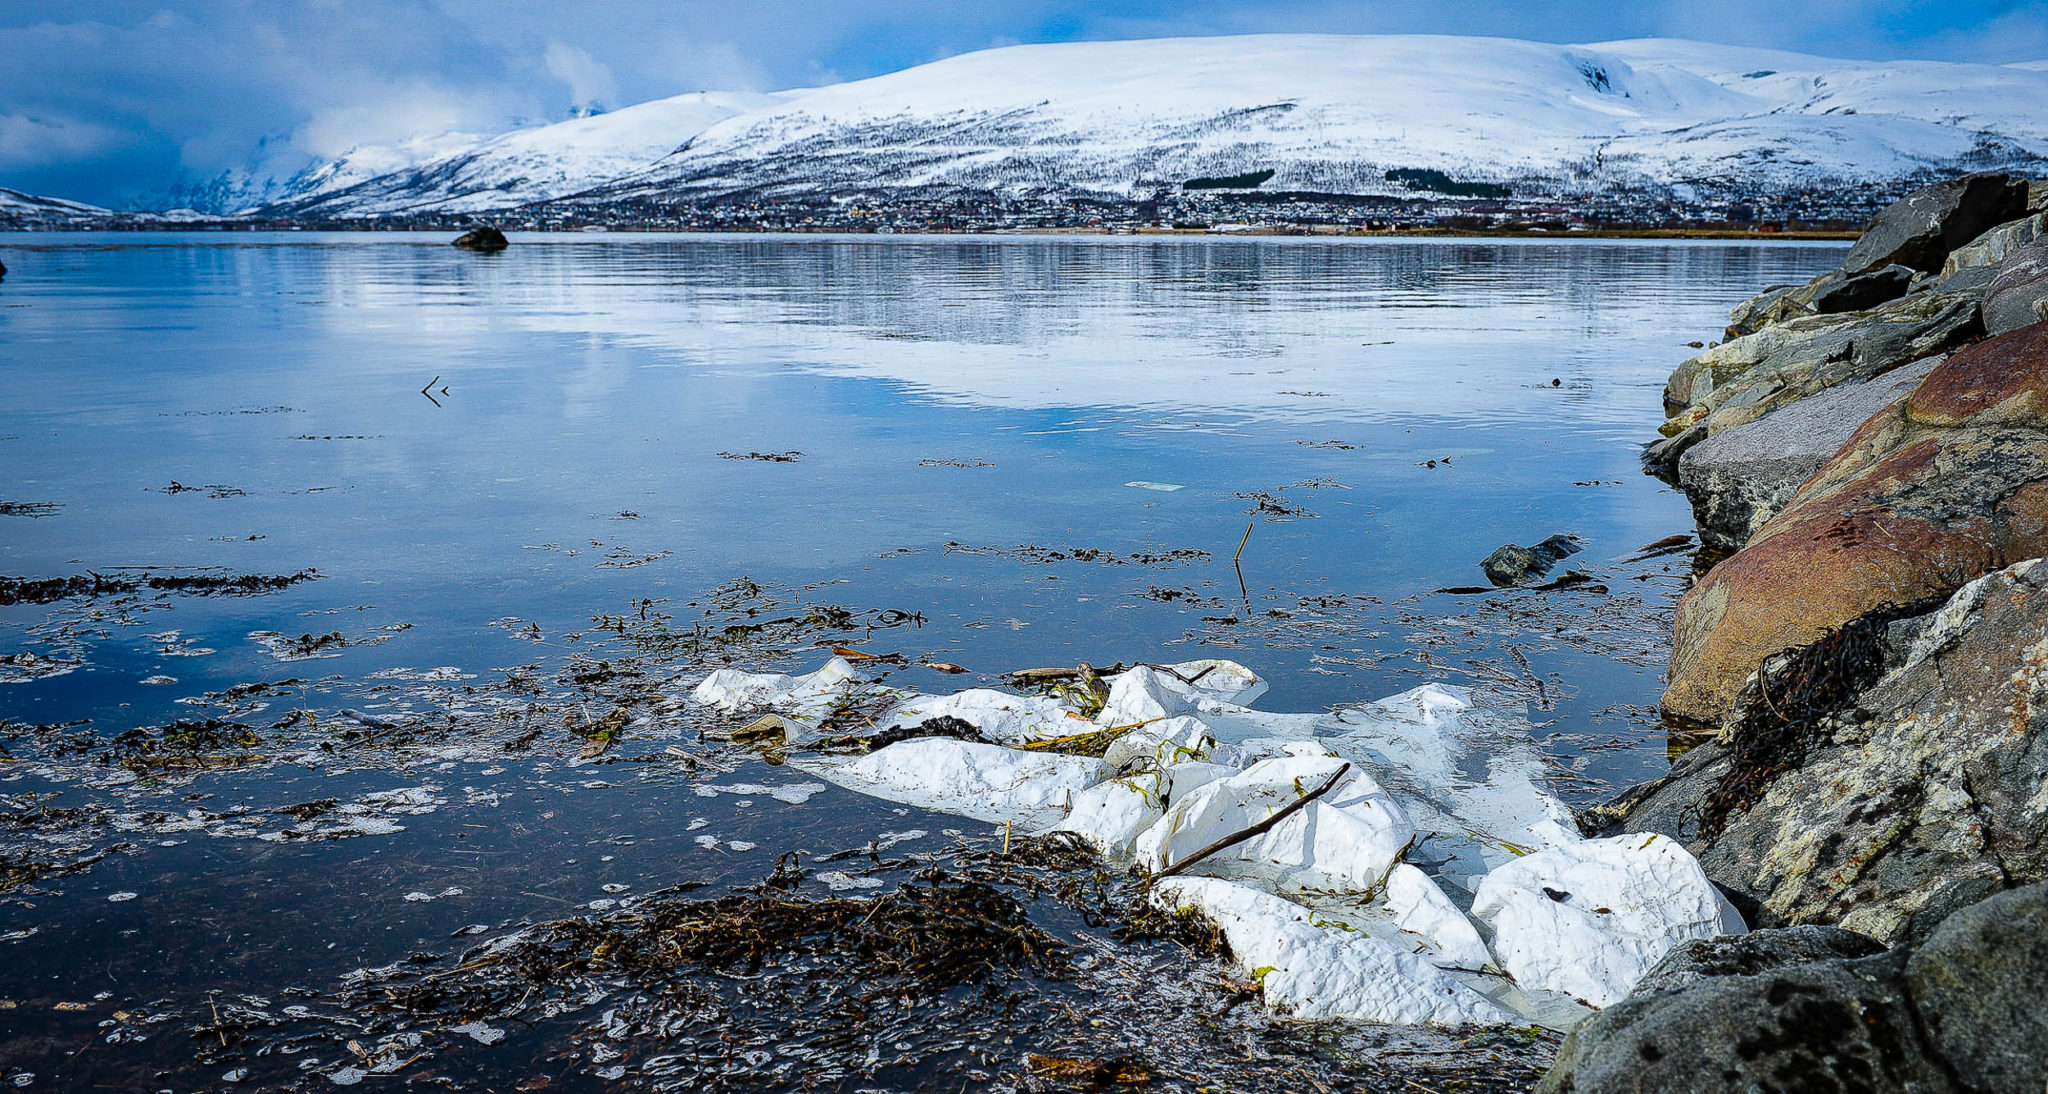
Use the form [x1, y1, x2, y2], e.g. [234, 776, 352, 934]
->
[0, 187, 110, 221]
[116, 34, 2048, 217]
[267, 91, 786, 216]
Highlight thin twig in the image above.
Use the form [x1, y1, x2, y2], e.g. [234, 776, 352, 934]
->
[1156, 763, 1351, 878]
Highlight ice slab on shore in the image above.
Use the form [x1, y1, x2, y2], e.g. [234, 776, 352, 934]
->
[691, 658, 1745, 1024]
[1100, 714, 1217, 775]
[1470, 832, 1749, 1007]
[1153, 876, 1513, 1026]
[1051, 773, 1163, 855]
[878, 688, 1079, 745]
[1096, 661, 1268, 726]
[829, 738, 1103, 828]
[1132, 751, 1413, 895]
[691, 656, 869, 737]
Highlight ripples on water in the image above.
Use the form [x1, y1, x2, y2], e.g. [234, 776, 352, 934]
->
[0, 234, 1838, 1091]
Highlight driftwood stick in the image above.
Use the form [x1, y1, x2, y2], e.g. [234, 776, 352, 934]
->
[1155, 762, 1352, 879]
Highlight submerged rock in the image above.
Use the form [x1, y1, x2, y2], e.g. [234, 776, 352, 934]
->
[451, 226, 509, 252]
[1836, 171, 2030, 278]
[1539, 883, 2048, 1094]
[1674, 354, 1940, 551]
[1479, 533, 1583, 586]
[1664, 322, 2048, 722]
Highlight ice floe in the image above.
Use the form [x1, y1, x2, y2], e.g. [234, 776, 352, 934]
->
[832, 738, 1103, 828]
[687, 656, 1743, 1026]
[1470, 832, 1748, 1008]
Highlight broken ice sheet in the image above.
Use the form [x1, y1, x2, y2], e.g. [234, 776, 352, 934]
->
[690, 655, 1744, 1026]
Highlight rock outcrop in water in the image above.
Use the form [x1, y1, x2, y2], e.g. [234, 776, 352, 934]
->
[451, 226, 509, 252]
[1540, 883, 2048, 1094]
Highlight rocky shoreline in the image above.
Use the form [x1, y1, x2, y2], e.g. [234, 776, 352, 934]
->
[1546, 172, 2048, 1092]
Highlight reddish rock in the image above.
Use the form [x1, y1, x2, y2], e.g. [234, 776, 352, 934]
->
[1664, 321, 2048, 722]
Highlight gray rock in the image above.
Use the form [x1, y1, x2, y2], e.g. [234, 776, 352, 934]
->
[1480, 533, 1582, 586]
[1811, 264, 1916, 314]
[1540, 886, 2048, 1093]
[1631, 926, 1888, 997]
[1839, 172, 2030, 277]
[1725, 283, 1800, 338]
[1984, 238, 2048, 336]
[1648, 289, 1980, 471]
[1930, 261, 2002, 297]
[1539, 950, 1954, 1094]
[1905, 884, 2048, 1093]
[1613, 559, 2048, 944]
[1675, 354, 1941, 551]
[1939, 211, 2044, 279]
[2032, 178, 2048, 212]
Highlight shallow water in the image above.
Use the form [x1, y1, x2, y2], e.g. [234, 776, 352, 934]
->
[0, 233, 1838, 1090]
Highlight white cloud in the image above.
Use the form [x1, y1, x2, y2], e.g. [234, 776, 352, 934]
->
[0, 112, 129, 168]
[544, 40, 619, 109]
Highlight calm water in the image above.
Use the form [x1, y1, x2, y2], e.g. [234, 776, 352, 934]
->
[0, 233, 1839, 1090]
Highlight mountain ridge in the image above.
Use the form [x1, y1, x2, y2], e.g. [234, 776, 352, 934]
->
[8, 34, 2048, 222]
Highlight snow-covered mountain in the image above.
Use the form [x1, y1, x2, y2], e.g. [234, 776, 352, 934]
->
[206, 35, 2048, 217]
[264, 91, 786, 217]
[0, 187, 111, 226]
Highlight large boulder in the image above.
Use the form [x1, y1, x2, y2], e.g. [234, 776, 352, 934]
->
[1540, 949, 1947, 1094]
[1903, 884, 2048, 1092]
[1809, 264, 1916, 315]
[1675, 354, 1941, 551]
[1631, 559, 2048, 941]
[1648, 289, 1981, 468]
[1663, 323, 2048, 722]
[1939, 210, 2044, 279]
[1838, 172, 2030, 278]
[1540, 883, 2048, 1094]
[1985, 240, 2048, 337]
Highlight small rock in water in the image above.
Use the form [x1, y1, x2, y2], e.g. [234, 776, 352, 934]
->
[1480, 533, 1584, 586]
[450, 226, 509, 252]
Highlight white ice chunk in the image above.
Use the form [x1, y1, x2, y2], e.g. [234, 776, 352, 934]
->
[1101, 715, 1216, 775]
[825, 738, 1104, 828]
[878, 688, 1078, 745]
[1132, 753, 1413, 895]
[1379, 863, 1494, 971]
[690, 657, 864, 723]
[1163, 760, 1236, 802]
[1471, 832, 1747, 1008]
[1051, 774, 1163, 856]
[1153, 876, 1511, 1026]
[1096, 661, 1269, 729]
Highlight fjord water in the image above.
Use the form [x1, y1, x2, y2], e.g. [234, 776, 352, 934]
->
[0, 233, 1838, 1088]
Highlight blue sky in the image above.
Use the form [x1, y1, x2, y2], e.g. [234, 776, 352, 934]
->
[5, 0, 2045, 207]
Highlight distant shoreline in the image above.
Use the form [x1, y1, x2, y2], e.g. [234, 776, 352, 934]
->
[0, 225, 1860, 242]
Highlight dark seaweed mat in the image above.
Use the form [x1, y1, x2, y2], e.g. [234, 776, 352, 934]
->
[1699, 596, 1944, 836]
[280, 843, 1559, 1094]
